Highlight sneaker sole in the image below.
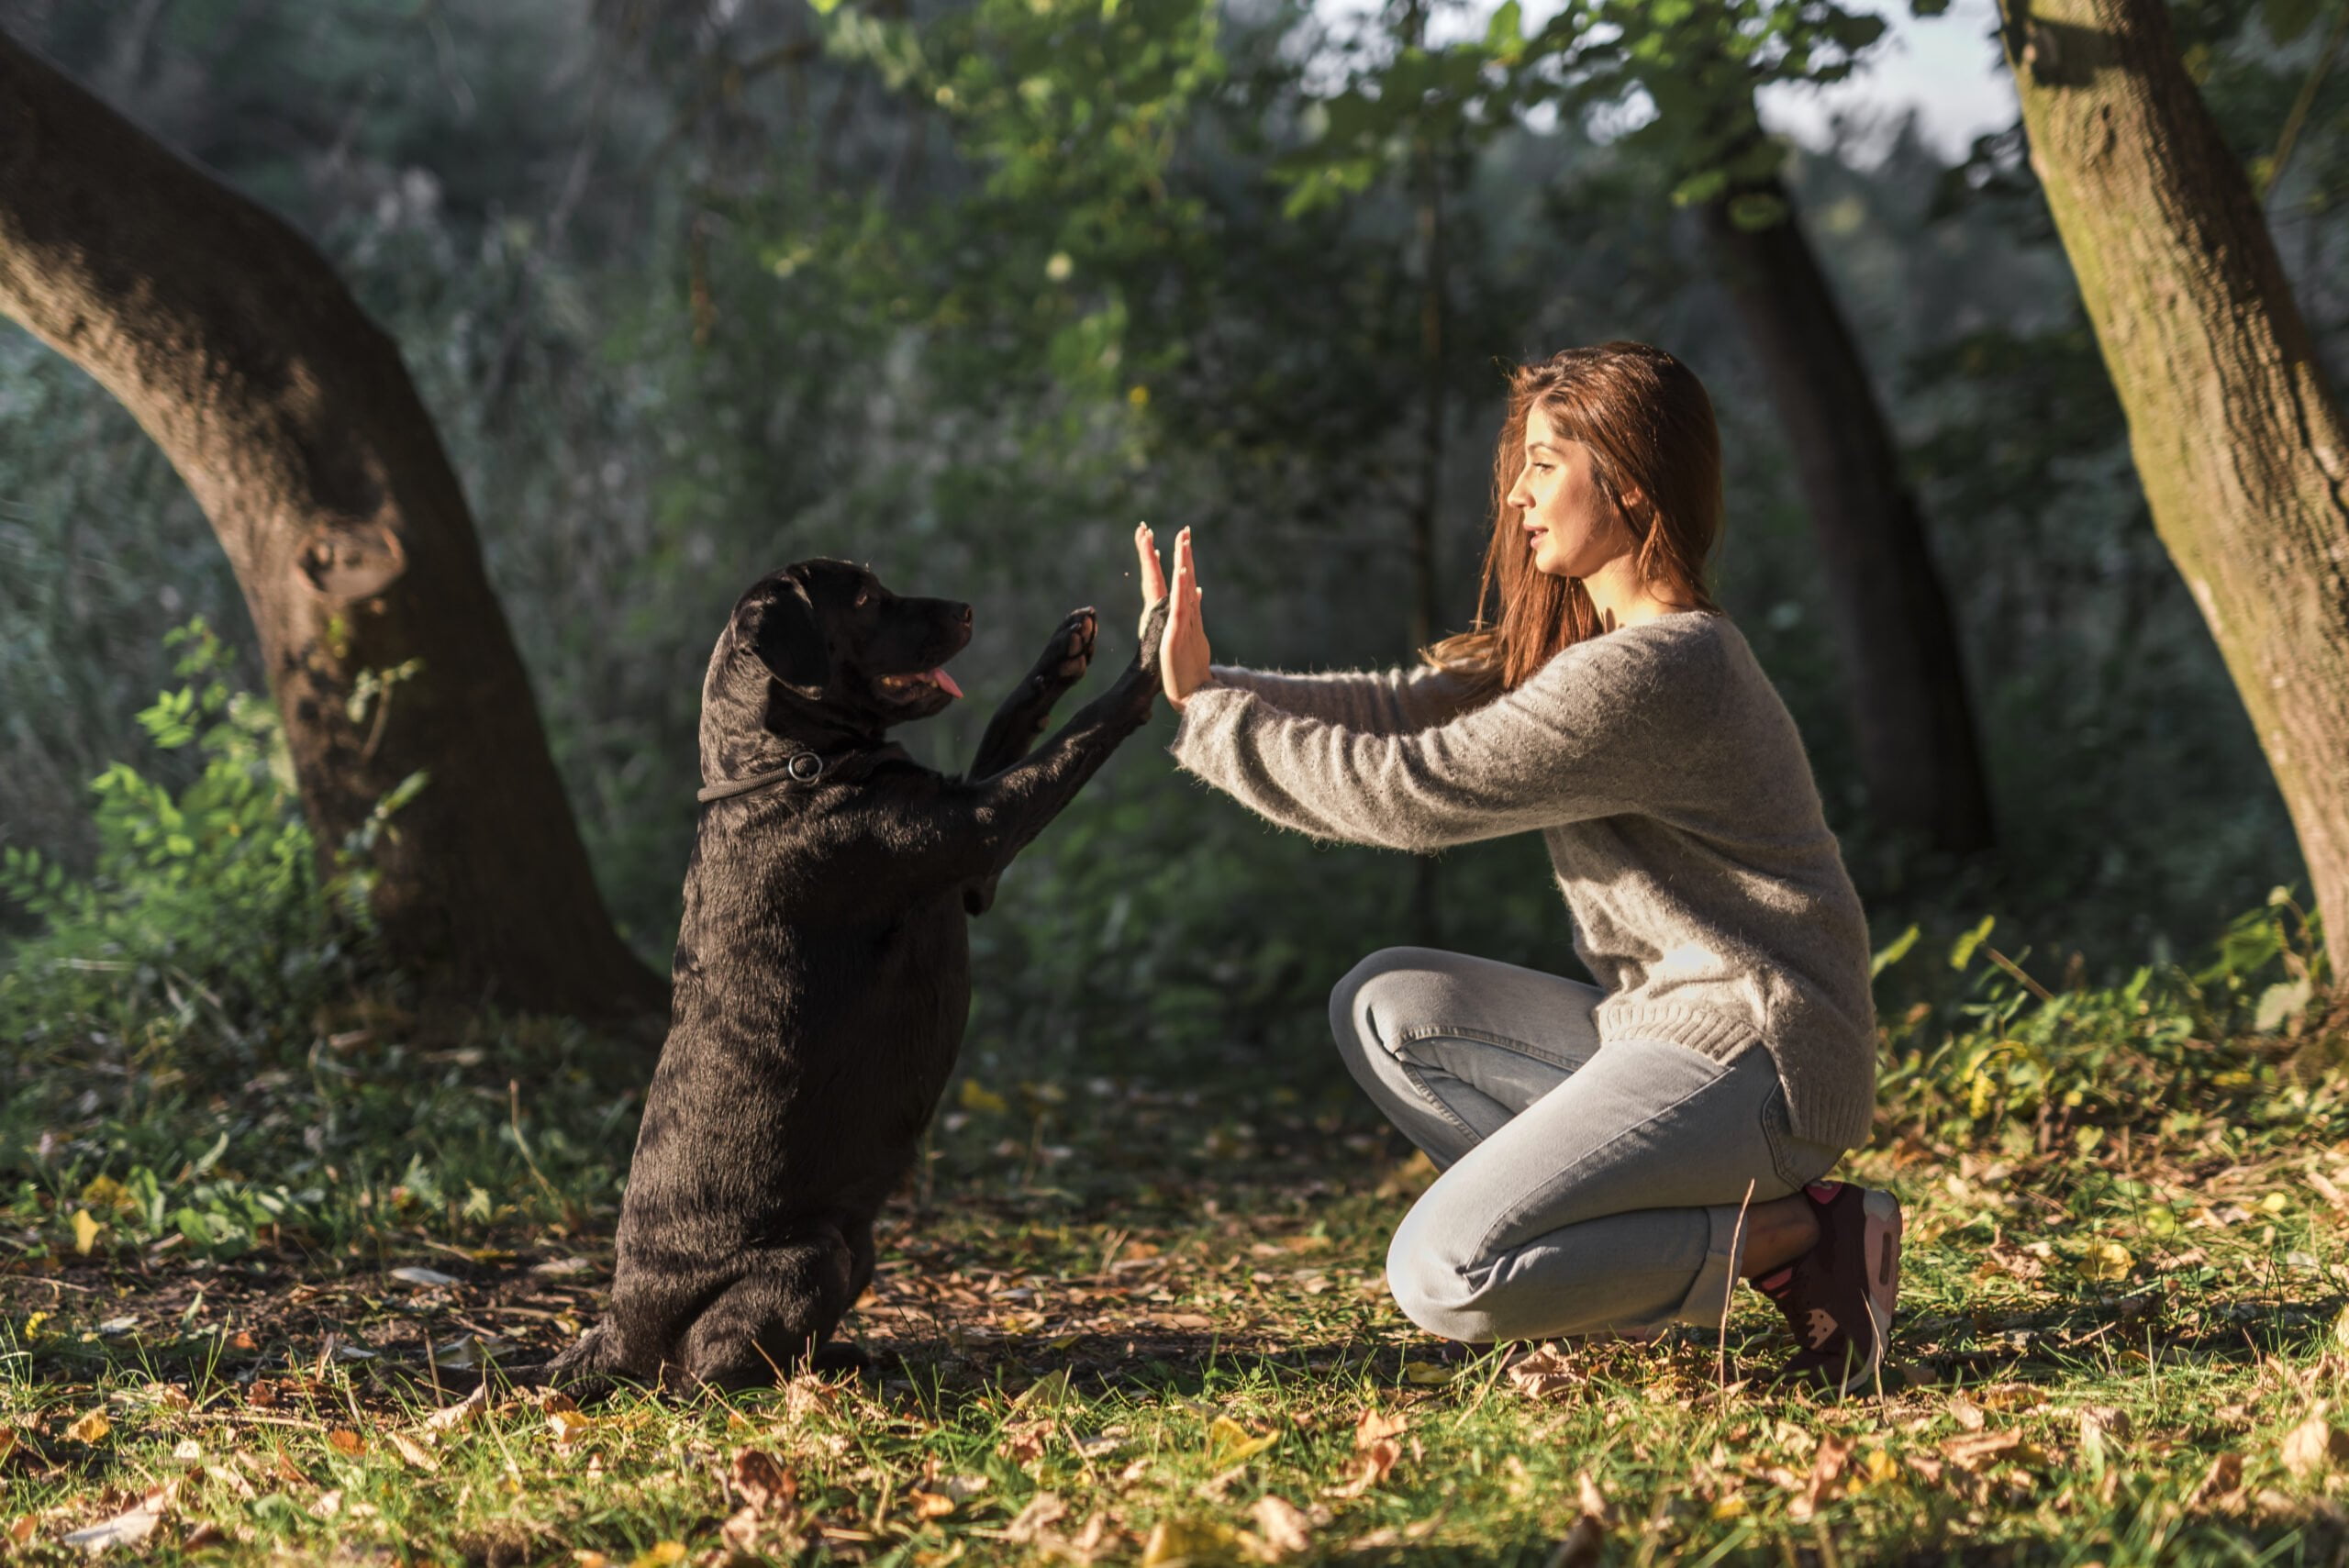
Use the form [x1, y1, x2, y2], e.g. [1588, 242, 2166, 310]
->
[1837, 1188, 1904, 1396]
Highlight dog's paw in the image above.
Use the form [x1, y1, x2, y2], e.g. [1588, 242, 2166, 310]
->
[807, 1340, 875, 1376]
[1041, 607, 1097, 684]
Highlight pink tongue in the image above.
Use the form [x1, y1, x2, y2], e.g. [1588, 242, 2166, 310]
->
[930, 667, 963, 699]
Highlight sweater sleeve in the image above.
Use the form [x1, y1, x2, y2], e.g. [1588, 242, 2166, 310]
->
[1200, 662, 1478, 734]
[1171, 631, 1709, 851]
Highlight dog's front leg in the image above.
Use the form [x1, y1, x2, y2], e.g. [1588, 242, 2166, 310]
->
[969, 607, 1097, 781]
[964, 608, 1098, 914]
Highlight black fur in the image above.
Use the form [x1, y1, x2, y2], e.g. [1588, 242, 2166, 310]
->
[546, 560, 1165, 1391]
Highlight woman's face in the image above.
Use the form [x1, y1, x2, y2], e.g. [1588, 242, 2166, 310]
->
[1506, 406, 1635, 581]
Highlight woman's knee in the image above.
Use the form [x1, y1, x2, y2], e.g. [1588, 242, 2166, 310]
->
[1327, 946, 1450, 1062]
[1383, 1212, 1497, 1344]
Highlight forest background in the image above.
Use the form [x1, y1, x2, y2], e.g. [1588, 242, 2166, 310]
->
[6, 0, 2344, 1075]
[5, 0, 2349, 1561]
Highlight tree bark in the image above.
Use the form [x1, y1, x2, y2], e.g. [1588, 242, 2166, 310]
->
[1998, 0, 2349, 974]
[1699, 174, 1998, 858]
[0, 28, 667, 1021]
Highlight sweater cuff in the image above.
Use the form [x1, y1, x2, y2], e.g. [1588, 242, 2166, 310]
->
[1167, 682, 1250, 774]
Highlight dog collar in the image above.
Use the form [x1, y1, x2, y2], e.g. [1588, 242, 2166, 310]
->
[696, 743, 907, 804]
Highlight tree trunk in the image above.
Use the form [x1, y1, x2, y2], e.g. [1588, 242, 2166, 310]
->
[1998, 0, 2349, 975]
[1700, 174, 1998, 858]
[0, 28, 667, 1021]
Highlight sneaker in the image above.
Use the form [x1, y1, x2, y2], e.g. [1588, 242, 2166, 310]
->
[1753, 1182, 1902, 1396]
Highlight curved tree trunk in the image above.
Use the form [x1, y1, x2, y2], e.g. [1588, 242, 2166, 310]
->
[1998, 0, 2349, 974]
[1700, 173, 1998, 858]
[0, 28, 667, 1021]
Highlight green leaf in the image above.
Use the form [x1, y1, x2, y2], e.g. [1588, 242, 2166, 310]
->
[1951, 915, 1997, 971]
[1871, 924, 1921, 979]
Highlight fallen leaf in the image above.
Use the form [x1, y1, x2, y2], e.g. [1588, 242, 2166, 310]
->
[1325, 1414, 1405, 1499]
[2282, 1417, 2349, 1476]
[61, 1499, 163, 1552]
[72, 1210, 100, 1256]
[1013, 1369, 1072, 1409]
[546, 1408, 594, 1447]
[1249, 1496, 1314, 1560]
[328, 1429, 363, 1457]
[64, 1411, 110, 1445]
[427, 1385, 487, 1432]
[389, 1266, 460, 1288]
[1353, 1409, 1408, 1448]
[1141, 1516, 1242, 1568]
[1400, 1360, 1457, 1385]
[908, 1489, 958, 1520]
[1208, 1417, 1278, 1465]
[996, 1419, 1052, 1466]
[387, 1431, 439, 1472]
[1550, 1513, 1604, 1568]
[732, 1449, 798, 1515]
[2194, 1451, 2246, 1509]
[1005, 1493, 1068, 1545]
[1787, 1433, 1854, 1523]
[2080, 1241, 2133, 1282]
[629, 1544, 685, 1568]
[531, 1256, 593, 1276]
[1505, 1344, 1584, 1400]
[308, 1489, 343, 1520]
[1939, 1429, 2023, 1473]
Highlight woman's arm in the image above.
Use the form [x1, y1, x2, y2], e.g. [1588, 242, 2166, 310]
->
[1170, 632, 1713, 852]
[1199, 662, 1478, 734]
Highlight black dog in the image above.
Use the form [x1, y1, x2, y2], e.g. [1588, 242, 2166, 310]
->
[547, 559, 1166, 1390]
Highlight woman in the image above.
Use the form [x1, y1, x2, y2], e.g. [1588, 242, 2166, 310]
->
[1132, 341, 1898, 1393]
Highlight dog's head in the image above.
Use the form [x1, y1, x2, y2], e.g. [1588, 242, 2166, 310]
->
[700, 560, 973, 778]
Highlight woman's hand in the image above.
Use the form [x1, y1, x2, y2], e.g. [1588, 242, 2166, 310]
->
[1133, 523, 1211, 709]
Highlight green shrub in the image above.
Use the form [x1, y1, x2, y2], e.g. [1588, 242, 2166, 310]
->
[0, 618, 374, 1056]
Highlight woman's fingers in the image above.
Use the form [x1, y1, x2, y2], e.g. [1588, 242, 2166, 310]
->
[1133, 522, 1167, 604]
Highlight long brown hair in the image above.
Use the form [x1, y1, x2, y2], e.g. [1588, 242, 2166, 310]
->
[1426, 341, 1726, 695]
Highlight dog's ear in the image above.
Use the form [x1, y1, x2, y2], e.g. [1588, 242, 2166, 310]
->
[740, 574, 830, 695]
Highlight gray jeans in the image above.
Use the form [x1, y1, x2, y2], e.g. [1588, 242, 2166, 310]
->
[1330, 946, 1844, 1342]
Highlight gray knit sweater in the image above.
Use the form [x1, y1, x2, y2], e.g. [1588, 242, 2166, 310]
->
[1169, 612, 1877, 1148]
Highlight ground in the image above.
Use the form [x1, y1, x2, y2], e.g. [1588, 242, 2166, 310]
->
[6, 948, 2349, 1565]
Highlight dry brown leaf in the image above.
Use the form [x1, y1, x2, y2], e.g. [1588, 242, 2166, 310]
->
[426, 1385, 487, 1433]
[996, 1419, 1052, 1466]
[1248, 1496, 1314, 1560]
[2077, 1406, 2132, 1447]
[908, 1489, 958, 1520]
[327, 1429, 363, 1457]
[1939, 1429, 2023, 1473]
[2194, 1451, 2246, 1509]
[63, 1411, 110, 1444]
[1325, 1440, 1400, 1499]
[1504, 1345, 1583, 1400]
[1947, 1397, 1986, 1432]
[1353, 1409, 1408, 1449]
[731, 1449, 798, 1516]
[387, 1430, 439, 1473]
[1788, 1433, 1854, 1524]
[2282, 1416, 2349, 1476]
[1550, 1514, 1604, 1568]
[1004, 1493, 1068, 1545]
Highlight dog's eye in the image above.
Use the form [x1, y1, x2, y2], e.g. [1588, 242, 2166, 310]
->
[853, 592, 871, 608]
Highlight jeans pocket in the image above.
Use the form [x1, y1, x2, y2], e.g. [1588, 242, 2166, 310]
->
[1758, 1078, 1840, 1192]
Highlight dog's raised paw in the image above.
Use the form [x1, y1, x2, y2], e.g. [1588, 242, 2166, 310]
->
[1048, 608, 1097, 683]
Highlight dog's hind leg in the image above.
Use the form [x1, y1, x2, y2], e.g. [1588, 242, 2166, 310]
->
[678, 1220, 865, 1390]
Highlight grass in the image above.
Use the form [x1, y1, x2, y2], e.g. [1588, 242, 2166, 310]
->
[6, 923, 2349, 1566]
